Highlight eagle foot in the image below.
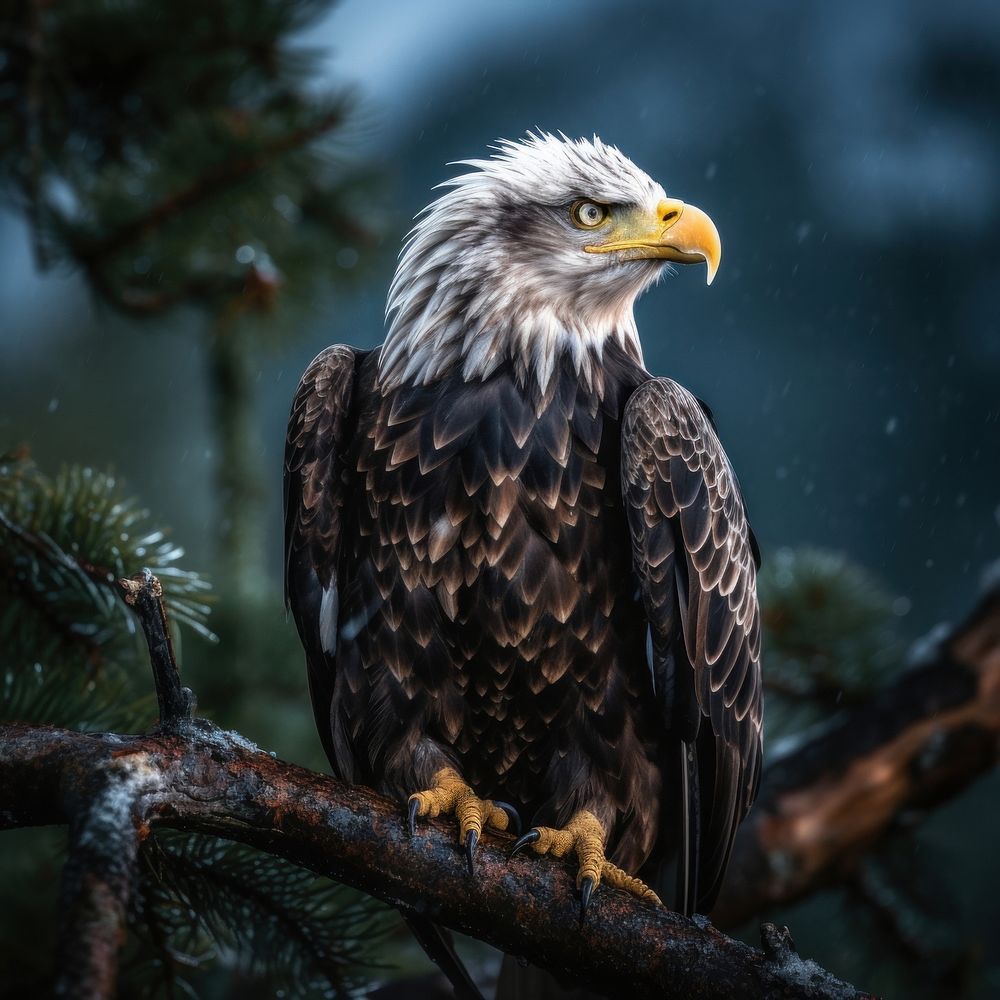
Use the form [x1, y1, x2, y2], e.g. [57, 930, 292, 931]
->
[407, 767, 520, 875]
[509, 809, 661, 922]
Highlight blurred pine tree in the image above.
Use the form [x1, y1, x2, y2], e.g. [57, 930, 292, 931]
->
[0, 6, 398, 995]
[757, 546, 908, 738]
[0, 0, 374, 611]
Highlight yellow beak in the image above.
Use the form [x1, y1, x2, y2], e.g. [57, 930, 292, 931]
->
[584, 198, 722, 285]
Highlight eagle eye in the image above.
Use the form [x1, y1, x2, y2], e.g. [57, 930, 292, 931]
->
[571, 200, 608, 229]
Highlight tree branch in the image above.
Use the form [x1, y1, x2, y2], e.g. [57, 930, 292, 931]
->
[117, 570, 192, 723]
[0, 570, 873, 1000]
[0, 721, 869, 1000]
[8, 571, 998, 998]
[53, 758, 149, 999]
[714, 577, 1000, 927]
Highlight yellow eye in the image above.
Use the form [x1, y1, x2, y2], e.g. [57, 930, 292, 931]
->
[571, 200, 608, 228]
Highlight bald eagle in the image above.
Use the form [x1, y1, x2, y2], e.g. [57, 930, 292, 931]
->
[285, 133, 762, 982]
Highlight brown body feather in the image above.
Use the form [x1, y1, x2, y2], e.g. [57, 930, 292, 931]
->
[284, 339, 761, 910]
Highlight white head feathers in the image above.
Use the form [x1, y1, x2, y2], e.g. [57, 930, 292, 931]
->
[379, 132, 670, 393]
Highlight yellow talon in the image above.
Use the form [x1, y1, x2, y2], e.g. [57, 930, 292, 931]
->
[407, 767, 515, 874]
[512, 809, 661, 910]
[601, 861, 662, 905]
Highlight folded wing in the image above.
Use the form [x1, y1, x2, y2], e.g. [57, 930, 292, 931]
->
[621, 378, 762, 913]
[283, 345, 360, 772]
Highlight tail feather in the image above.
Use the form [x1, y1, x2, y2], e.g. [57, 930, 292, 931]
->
[496, 955, 601, 1000]
[403, 913, 484, 1000]
[678, 739, 701, 917]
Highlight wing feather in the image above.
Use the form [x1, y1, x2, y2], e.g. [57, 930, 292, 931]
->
[283, 344, 361, 773]
[622, 378, 762, 913]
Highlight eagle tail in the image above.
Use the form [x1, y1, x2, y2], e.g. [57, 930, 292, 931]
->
[403, 913, 484, 1000]
[496, 955, 605, 1000]
[678, 738, 701, 918]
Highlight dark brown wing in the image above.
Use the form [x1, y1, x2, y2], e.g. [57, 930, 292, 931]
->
[285, 347, 484, 1000]
[621, 377, 762, 914]
[283, 344, 361, 774]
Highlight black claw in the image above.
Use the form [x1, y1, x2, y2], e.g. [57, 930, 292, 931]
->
[508, 829, 540, 859]
[407, 798, 420, 837]
[579, 877, 595, 926]
[465, 829, 478, 876]
[494, 801, 522, 837]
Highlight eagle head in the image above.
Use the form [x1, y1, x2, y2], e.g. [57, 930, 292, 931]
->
[380, 132, 721, 391]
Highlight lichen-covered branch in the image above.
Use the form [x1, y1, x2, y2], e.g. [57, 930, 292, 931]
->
[714, 580, 1000, 928]
[1, 570, 870, 998]
[0, 721, 869, 1000]
[53, 757, 152, 999]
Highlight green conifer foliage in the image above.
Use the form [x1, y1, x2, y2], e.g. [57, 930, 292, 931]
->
[0, 447, 212, 731]
[0, 0, 374, 606]
[127, 832, 390, 999]
[0, 0, 365, 315]
[758, 546, 907, 736]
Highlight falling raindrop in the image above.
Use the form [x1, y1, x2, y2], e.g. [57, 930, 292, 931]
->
[337, 247, 359, 269]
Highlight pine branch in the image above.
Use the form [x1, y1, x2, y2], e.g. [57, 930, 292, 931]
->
[0, 457, 214, 642]
[137, 832, 390, 997]
[1, 455, 214, 730]
[0, 508, 108, 667]
[1, 1, 371, 323]
[72, 107, 345, 267]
